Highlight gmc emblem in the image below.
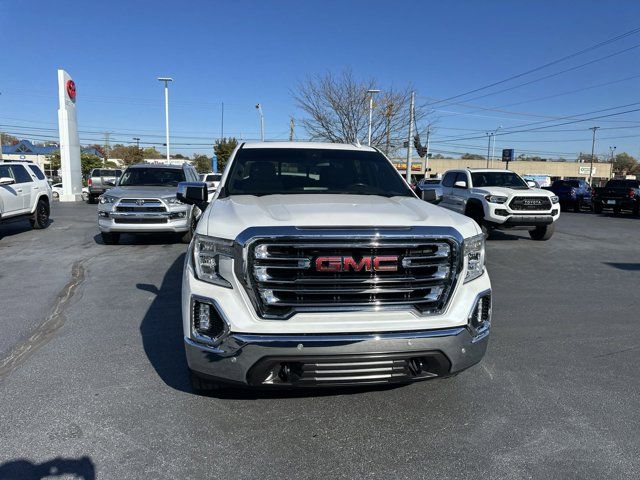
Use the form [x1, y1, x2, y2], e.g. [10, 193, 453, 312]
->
[315, 256, 399, 272]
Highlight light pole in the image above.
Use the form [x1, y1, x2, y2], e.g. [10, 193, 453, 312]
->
[255, 104, 264, 141]
[133, 137, 140, 149]
[588, 126, 600, 185]
[157, 77, 173, 161]
[485, 126, 502, 168]
[609, 145, 617, 162]
[366, 89, 380, 146]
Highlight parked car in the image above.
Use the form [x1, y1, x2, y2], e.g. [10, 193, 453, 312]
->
[545, 179, 592, 212]
[97, 163, 201, 244]
[200, 172, 222, 190]
[0, 162, 52, 229]
[52, 184, 90, 202]
[177, 142, 491, 391]
[592, 178, 640, 215]
[417, 178, 443, 203]
[438, 168, 560, 240]
[523, 174, 552, 188]
[87, 168, 122, 204]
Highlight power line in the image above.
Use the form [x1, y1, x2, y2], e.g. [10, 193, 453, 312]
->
[427, 26, 640, 106]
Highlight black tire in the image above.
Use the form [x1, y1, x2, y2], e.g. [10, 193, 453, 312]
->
[594, 203, 603, 214]
[189, 369, 225, 393]
[101, 232, 120, 245]
[29, 198, 50, 229]
[573, 198, 582, 213]
[88, 194, 98, 204]
[633, 204, 639, 216]
[529, 223, 555, 241]
[613, 206, 621, 215]
[466, 203, 491, 239]
[181, 213, 197, 244]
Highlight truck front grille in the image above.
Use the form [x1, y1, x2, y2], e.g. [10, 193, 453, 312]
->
[509, 196, 551, 210]
[245, 238, 459, 319]
[115, 199, 167, 213]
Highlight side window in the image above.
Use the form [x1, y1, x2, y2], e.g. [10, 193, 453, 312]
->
[441, 172, 456, 188]
[11, 165, 33, 183]
[455, 172, 469, 187]
[0, 165, 13, 179]
[28, 165, 46, 180]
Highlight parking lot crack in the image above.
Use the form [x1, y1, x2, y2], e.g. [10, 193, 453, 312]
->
[0, 260, 86, 380]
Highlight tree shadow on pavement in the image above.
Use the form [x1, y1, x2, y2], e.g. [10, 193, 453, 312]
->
[603, 262, 640, 271]
[0, 456, 95, 479]
[0, 219, 55, 240]
[138, 253, 191, 393]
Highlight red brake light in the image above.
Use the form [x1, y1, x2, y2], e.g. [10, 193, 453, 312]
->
[629, 189, 636, 198]
[88, 178, 92, 186]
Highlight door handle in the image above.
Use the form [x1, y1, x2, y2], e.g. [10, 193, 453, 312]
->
[16, 189, 23, 193]
[33, 186, 39, 190]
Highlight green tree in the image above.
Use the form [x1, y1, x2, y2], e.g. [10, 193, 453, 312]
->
[0, 132, 19, 145]
[109, 144, 144, 166]
[461, 153, 485, 160]
[612, 152, 638, 174]
[142, 147, 163, 159]
[214, 137, 238, 172]
[192, 154, 212, 173]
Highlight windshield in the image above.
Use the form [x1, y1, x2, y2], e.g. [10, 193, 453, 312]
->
[423, 180, 441, 185]
[206, 174, 222, 182]
[607, 179, 639, 188]
[471, 171, 529, 189]
[94, 169, 122, 177]
[225, 148, 414, 197]
[118, 167, 185, 187]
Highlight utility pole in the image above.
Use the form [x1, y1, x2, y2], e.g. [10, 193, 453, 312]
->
[588, 126, 600, 185]
[405, 91, 415, 184]
[424, 124, 431, 177]
[366, 89, 380, 146]
[609, 145, 617, 163]
[384, 102, 393, 156]
[289, 117, 295, 141]
[133, 137, 140, 149]
[103, 132, 111, 165]
[220, 101, 224, 140]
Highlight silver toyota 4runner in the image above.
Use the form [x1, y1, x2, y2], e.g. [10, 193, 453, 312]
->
[97, 163, 201, 244]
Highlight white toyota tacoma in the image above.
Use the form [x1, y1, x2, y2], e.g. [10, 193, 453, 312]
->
[177, 142, 491, 390]
[438, 168, 560, 240]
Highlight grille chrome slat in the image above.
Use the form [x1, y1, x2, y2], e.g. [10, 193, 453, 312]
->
[247, 237, 459, 319]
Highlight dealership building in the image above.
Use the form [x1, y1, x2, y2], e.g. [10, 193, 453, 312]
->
[1, 140, 102, 176]
[392, 157, 613, 185]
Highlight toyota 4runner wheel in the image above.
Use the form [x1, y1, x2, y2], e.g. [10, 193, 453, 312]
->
[29, 199, 50, 229]
[529, 223, 555, 241]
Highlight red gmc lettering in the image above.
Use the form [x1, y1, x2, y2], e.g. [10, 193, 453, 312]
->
[343, 257, 372, 272]
[373, 256, 399, 272]
[315, 256, 399, 272]
[315, 256, 343, 272]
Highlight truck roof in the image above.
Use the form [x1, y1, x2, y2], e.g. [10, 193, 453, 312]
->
[241, 141, 376, 152]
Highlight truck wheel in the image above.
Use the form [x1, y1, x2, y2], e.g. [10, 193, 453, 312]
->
[180, 214, 197, 244]
[594, 203, 603, 214]
[189, 369, 225, 393]
[101, 232, 120, 245]
[573, 198, 582, 212]
[88, 194, 98, 204]
[529, 223, 555, 241]
[29, 199, 50, 229]
[633, 204, 639, 216]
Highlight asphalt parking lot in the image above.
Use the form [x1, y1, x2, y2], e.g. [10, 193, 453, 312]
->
[1, 202, 639, 479]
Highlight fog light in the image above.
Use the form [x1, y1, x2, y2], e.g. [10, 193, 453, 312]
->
[469, 293, 491, 330]
[98, 211, 109, 218]
[170, 211, 186, 219]
[192, 299, 225, 340]
[495, 209, 508, 216]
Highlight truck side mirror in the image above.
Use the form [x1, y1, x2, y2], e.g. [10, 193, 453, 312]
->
[0, 177, 16, 186]
[454, 180, 467, 189]
[526, 181, 537, 188]
[177, 181, 209, 210]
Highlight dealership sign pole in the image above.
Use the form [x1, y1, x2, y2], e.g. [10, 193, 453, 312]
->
[57, 69, 83, 201]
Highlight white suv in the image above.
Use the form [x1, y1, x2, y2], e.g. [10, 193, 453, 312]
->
[438, 168, 560, 240]
[0, 162, 52, 229]
[176, 142, 492, 391]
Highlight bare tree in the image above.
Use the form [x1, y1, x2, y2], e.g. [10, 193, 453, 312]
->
[293, 70, 430, 155]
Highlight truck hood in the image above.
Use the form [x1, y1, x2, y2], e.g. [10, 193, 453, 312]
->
[104, 186, 177, 199]
[471, 186, 553, 197]
[199, 194, 480, 239]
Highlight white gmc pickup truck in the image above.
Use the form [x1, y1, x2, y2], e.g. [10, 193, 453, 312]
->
[177, 142, 491, 391]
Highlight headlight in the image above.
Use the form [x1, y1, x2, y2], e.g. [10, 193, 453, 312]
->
[192, 234, 233, 288]
[484, 194, 508, 204]
[550, 196, 559, 204]
[164, 196, 182, 205]
[99, 195, 117, 204]
[463, 233, 485, 283]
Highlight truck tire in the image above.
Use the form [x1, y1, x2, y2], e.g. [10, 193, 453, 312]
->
[573, 198, 582, 212]
[189, 369, 225, 393]
[29, 198, 50, 229]
[594, 203, 603, 214]
[180, 214, 197, 244]
[101, 232, 120, 245]
[529, 223, 555, 241]
[88, 194, 98, 204]
[633, 204, 639, 216]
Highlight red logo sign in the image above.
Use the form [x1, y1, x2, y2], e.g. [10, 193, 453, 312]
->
[66, 80, 76, 102]
[315, 256, 399, 273]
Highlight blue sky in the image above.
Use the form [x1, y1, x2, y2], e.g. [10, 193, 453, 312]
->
[2, 0, 640, 159]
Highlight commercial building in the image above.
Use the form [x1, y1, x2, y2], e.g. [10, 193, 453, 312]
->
[1, 140, 102, 176]
[392, 157, 613, 185]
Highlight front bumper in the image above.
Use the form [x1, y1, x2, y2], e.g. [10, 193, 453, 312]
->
[186, 325, 489, 387]
[98, 210, 190, 233]
[485, 204, 560, 227]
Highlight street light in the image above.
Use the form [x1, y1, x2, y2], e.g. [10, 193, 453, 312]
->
[157, 77, 173, 161]
[609, 145, 617, 162]
[485, 126, 502, 168]
[255, 104, 264, 141]
[133, 137, 140, 149]
[366, 89, 380, 146]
